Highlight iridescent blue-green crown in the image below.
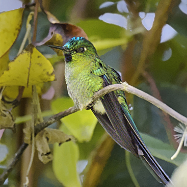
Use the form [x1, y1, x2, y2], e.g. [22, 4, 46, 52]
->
[64, 37, 94, 51]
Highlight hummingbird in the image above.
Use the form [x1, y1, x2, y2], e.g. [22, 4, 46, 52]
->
[49, 37, 171, 185]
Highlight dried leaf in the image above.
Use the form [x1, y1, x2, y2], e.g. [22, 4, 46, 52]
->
[35, 128, 75, 164]
[0, 8, 24, 58]
[35, 6, 88, 55]
[35, 6, 88, 56]
[36, 129, 53, 164]
[36, 23, 88, 56]
[0, 102, 15, 130]
[0, 44, 55, 87]
[35, 24, 64, 55]
[44, 128, 75, 144]
[35, 6, 88, 48]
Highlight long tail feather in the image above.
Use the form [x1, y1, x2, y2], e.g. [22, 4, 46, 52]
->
[98, 74, 171, 185]
[132, 132, 171, 185]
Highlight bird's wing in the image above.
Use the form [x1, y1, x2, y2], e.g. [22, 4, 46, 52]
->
[91, 108, 137, 155]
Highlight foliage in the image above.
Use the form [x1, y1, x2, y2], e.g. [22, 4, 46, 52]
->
[0, 0, 187, 187]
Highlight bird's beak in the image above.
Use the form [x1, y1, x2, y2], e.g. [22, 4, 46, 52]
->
[48, 45, 66, 51]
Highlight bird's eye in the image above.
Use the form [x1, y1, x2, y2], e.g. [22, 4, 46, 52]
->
[76, 47, 86, 53]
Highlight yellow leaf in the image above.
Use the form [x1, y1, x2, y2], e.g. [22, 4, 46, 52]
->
[53, 141, 81, 187]
[0, 45, 55, 87]
[0, 8, 24, 58]
[24, 127, 75, 164]
[93, 38, 128, 51]
[53, 125, 81, 186]
[45, 128, 75, 144]
[52, 97, 97, 142]
[35, 129, 53, 164]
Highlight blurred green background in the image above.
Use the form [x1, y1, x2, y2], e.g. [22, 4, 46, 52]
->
[1, 0, 187, 186]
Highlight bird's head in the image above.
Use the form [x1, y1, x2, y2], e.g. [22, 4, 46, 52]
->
[49, 37, 98, 63]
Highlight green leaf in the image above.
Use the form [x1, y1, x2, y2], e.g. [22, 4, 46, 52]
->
[52, 97, 97, 142]
[133, 83, 168, 142]
[15, 110, 53, 124]
[141, 133, 187, 166]
[97, 144, 134, 187]
[53, 140, 81, 187]
[77, 19, 129, 51]
[93, 38, 128, 51]
[77, 19, 126, 39]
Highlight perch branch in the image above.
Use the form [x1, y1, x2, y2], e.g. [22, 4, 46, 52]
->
[94, 82, 187, 125]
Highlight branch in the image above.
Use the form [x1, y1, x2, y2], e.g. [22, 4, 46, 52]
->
[34, 106, 79, 135]
[94, 82, 187, 125]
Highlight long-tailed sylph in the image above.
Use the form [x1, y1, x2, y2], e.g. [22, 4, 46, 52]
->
[49, 37, 171, 185]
